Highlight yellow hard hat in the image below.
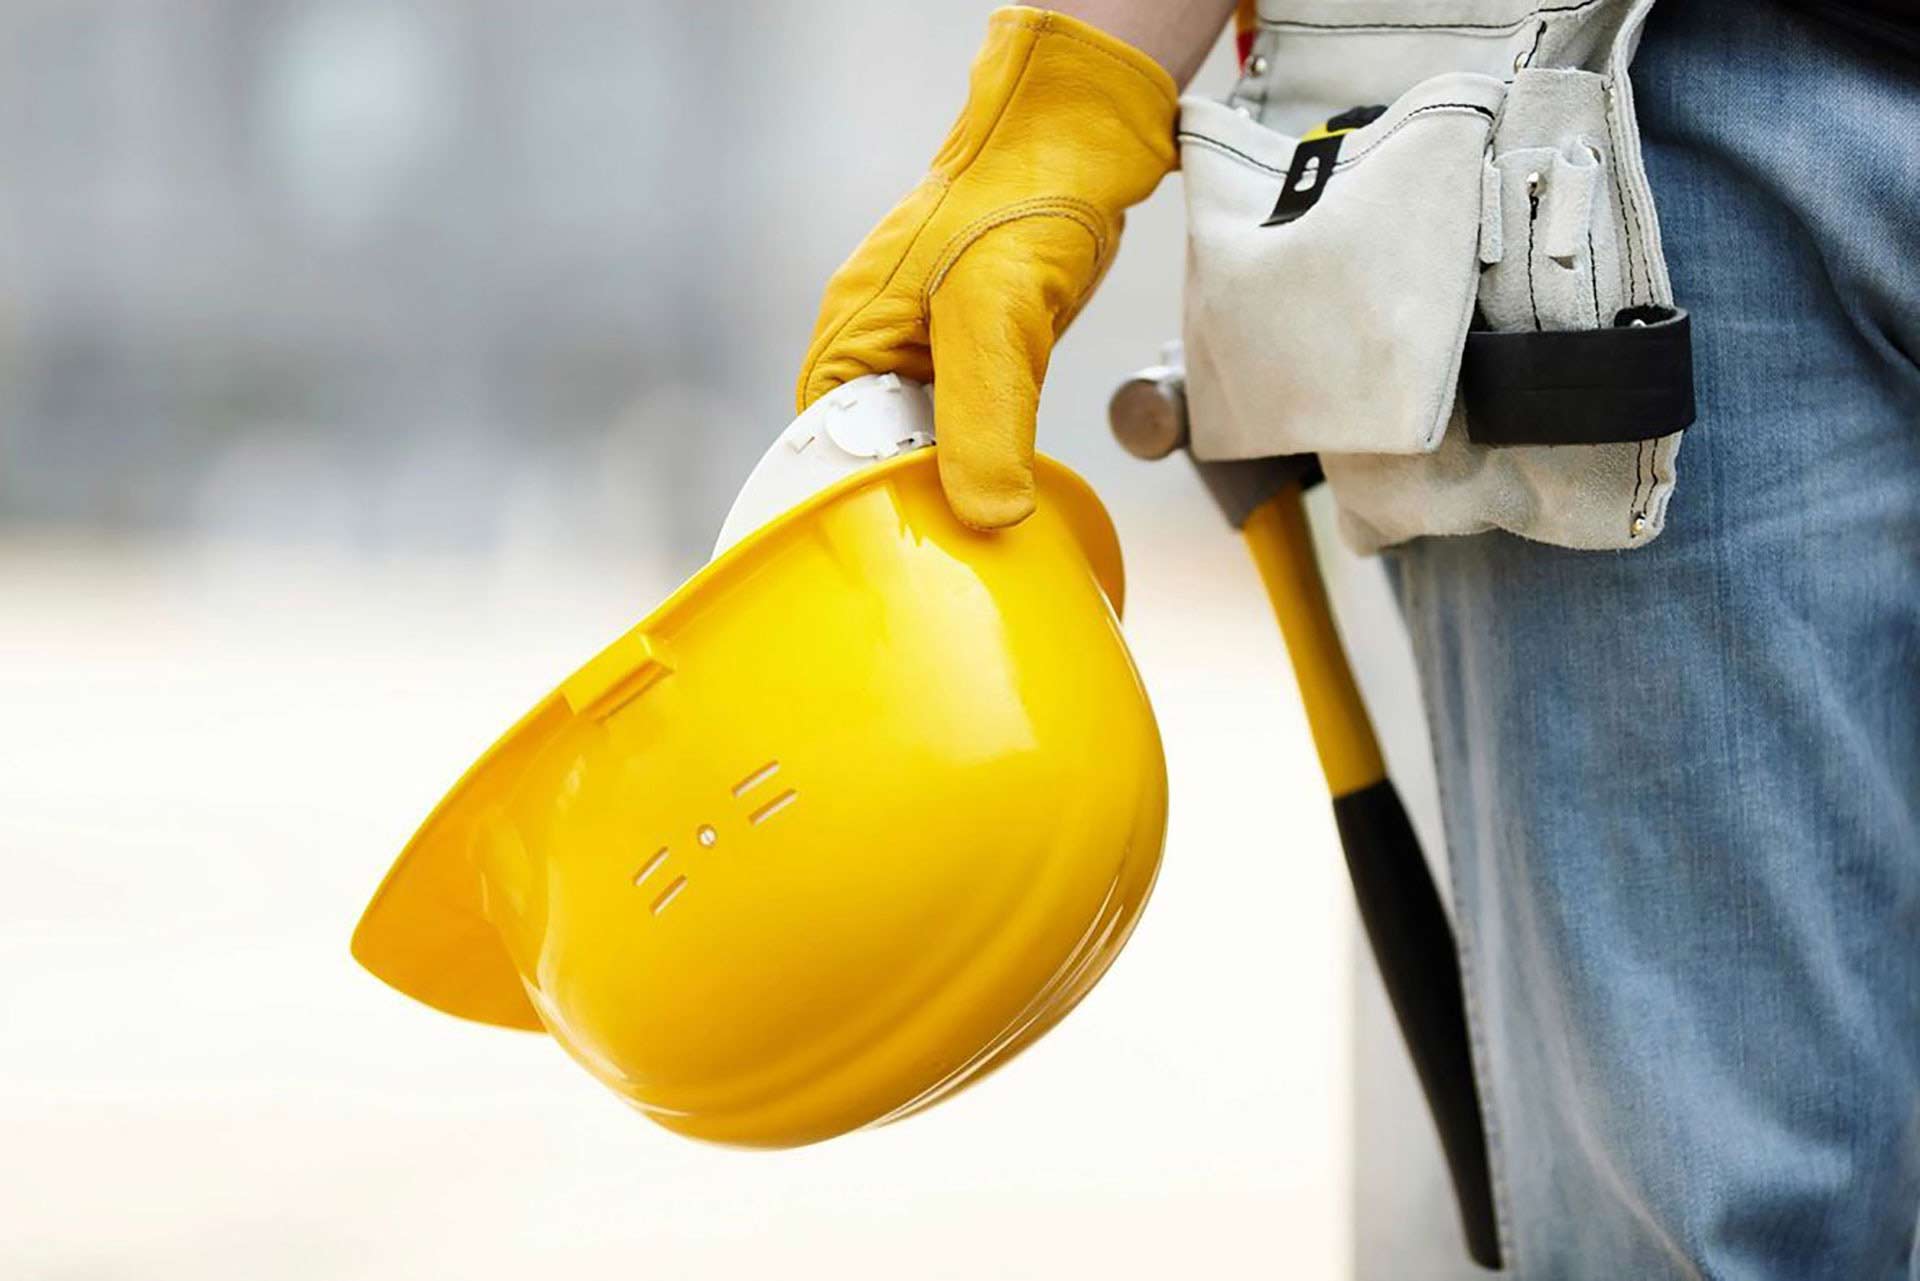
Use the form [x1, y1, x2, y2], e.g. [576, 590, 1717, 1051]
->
[352, 414, 1168, 1146]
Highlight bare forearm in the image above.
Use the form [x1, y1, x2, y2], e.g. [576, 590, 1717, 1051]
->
[1049, 0, 1237, 86]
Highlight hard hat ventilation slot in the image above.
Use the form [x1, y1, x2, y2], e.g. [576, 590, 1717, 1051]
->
[632, 847, 670, 888]
[731, 760, 781, 797]
[748, 789, 799, 826]
[650, 874, 689, 915]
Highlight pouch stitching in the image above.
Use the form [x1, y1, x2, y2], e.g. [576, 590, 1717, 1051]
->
[1337, 102, 1496, 170]
[1261, 0, 1602, 34]
[1520, 19, 1548, 67]
[1585, 223, 1602, 327]
[1176, 102, 1495, 182]
[1604, 35, 1672, 535]
[1176, 133, 1290, 179]
[1526, 209, 1541, 331]
[1617, 159, 1646, 305]
[1602, 93, 1648, 306]
[1598, 139, 1633, 304]
[1651, 443, 1676, 522]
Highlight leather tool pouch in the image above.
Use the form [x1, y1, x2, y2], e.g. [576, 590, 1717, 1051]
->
[1181, 73, 1505, 460]
[1179, 0, 1692, 553]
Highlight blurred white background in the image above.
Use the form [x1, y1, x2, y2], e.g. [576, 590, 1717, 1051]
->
[0, 3, 1476, 1277]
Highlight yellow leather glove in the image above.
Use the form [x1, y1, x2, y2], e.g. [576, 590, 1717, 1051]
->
[797, 7, 1178, 528]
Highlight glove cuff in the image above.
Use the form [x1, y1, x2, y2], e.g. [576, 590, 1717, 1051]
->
[929, 7, 1180, 202]
[990, 7, 1179, 108]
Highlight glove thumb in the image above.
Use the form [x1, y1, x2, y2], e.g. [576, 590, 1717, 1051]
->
[926, 216, 1104, 529]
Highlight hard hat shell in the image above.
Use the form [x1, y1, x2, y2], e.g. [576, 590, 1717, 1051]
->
[352, 448, 1167, 1147]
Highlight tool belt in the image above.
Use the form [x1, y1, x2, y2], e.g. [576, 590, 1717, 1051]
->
[1180, 0, 1692, 552]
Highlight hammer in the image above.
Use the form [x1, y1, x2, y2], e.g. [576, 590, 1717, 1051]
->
[1111, 353, 1502, 1271]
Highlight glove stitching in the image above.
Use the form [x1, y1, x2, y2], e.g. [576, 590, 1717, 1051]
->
[921, 197, 1110, 304]
[1028, 22, 1179, 108]
[796, 175, 951, 408]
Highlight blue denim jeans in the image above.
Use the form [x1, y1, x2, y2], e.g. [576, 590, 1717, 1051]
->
[1388, 1, 1920, 1276]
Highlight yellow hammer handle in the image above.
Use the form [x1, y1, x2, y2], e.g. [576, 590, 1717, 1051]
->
[1241, 485, 1387, 798]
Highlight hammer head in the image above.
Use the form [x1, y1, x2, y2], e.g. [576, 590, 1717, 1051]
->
[1106, 351, 1323, 529]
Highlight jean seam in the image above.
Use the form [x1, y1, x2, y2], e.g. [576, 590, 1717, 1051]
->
[1405, 568, 1519, 1268]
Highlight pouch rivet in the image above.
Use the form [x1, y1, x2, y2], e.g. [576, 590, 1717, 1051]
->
[1234, 103, 1254, 119]
[1247, 54, 1269, 77]
[1630, 513, 1649, 537]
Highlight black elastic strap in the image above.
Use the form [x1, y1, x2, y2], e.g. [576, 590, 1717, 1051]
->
[1462, 306, 1695, 446]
